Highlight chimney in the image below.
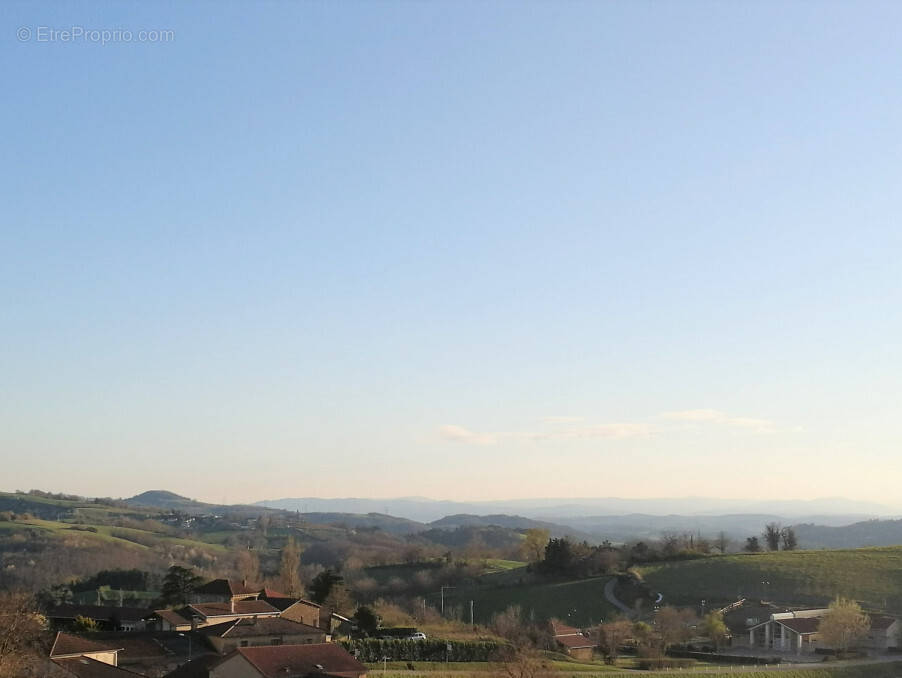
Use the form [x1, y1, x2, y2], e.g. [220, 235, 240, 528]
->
[231, 599, 235, 614]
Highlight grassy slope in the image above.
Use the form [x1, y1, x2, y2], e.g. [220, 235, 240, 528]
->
[9, 518, 227, 551]
[458, 574, 616, 626]
[638, 547, 902, 611]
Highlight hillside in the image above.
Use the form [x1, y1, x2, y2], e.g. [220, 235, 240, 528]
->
[296, 512, 426, 535]
[125, 490, 207, 511]
[428, 513, 592, 540]
[793, 519, 902, 549]
[637, 546, 902, 613]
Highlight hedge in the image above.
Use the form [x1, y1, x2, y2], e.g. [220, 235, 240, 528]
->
[341, 638, 501, 662]
[636, 657, 697, 670]
[668, 648, 782, 664]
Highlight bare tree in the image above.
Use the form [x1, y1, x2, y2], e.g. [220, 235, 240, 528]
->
[597, 619, 632, 664]
[520, 529, 550, 563]
[0, 593, 45, 678]
[655, 606, 696, 650]
[494, 644, 545, 678]
[699, 611, 729, 649]
[763, 523, 782, 551]
[780, 527, 798, 551]
[818, 598, 870, 655]
[235, 549, 260, 585]
[714, 531, 730, 554]
[279, 537, 303, 596]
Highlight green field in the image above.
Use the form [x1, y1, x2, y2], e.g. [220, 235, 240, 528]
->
[452, 575, 616, 626]
[638, 547, 902, 612]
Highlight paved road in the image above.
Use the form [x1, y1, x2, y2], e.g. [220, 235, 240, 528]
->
[604, 577, 636, 617]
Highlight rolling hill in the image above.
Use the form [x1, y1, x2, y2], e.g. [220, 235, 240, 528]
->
[637, 546, 902, 613]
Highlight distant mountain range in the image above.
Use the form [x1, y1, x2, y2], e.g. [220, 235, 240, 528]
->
[123, 490, 902, 549]
[256, 495, 895, 523]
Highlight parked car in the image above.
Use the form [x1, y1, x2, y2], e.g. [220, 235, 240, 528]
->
[406, 632, 427, 641]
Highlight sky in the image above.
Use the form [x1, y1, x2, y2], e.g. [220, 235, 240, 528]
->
[2, 1, 901, 507]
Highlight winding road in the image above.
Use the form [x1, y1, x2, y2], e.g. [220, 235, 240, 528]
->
[604, 577, 636, 617]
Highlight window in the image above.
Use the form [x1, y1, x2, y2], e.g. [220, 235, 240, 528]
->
[271, 638, 282, 646]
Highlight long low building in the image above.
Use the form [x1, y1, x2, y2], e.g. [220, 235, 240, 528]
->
[741, 608, 898, 654]
[198, 617, 326, 654]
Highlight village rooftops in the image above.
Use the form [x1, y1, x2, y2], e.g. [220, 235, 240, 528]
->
[221, 643, 367, 678]
[198, 617, 323, 638]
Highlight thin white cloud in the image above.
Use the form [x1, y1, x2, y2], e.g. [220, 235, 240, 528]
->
[437, 425, 499, 445]
[661, 409, 776, 433]
[540, 416, 585, 424]
[438, 421, 649, 445]
[438, 409, 783, 446]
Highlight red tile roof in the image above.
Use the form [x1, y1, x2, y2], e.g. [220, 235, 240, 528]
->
[259, 588, 290, 599]
[556, 634, 596, 649]
[222, 643, 367, 678]
[551, 621, 583, 637]
[265, 597, 320, 613]
[869, 614, 898, 631]
[53, 658, 142, 678]
[153, 610, 191, 627]
[199, 617, 325, 639]
[194, 579, 258, 597]
[162, 654, 220, 678]
[50, 632, 124, 658]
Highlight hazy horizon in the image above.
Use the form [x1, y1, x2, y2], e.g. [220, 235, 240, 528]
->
[4, 2, 902, 505]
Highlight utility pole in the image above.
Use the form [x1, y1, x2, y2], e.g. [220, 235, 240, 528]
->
[440, 586, 455, 616]
[470, 600, 474, 626]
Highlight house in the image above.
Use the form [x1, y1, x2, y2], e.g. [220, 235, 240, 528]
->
[318, 607, 353, 639]
[744, 608, 900, 654]
[46, 605, 152, 632]
[198, 617, 327, 654]
[550, 621, 597, 660]
[208, 644, 367, 678]
[163, 655, 222, 678]
[49, 632, 148, 678]
[149, 609, 194, 632]
[193, 580, 260, 604]
[260, 594, 322, 630]
[864, 614, 900, 651]
[50, 632, 124, 667]
[149, 600, 281, 631]
[53, 657, 145, 678]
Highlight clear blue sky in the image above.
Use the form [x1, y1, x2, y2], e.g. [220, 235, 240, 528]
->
[2, 1, 901, 506]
